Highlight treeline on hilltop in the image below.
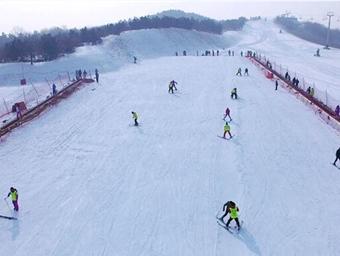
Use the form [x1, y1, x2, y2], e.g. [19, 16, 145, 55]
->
[275, 16, 340, 49]
[0, 16, 246, 63]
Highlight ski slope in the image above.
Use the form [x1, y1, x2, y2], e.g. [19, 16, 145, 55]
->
[1, 18, 340, 255]
[1, 54, 340, 255]
[226, 19, 340, 100]
[0, 28, 229, 87]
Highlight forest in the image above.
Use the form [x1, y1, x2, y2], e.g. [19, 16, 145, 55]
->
[0, 16, 246, 63]
[275, 16, 340, 49]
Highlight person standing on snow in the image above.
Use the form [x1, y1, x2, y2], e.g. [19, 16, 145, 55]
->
[223, 107, 232, 121]
[223, 122, 232, 139]
[244, 68, 249, 76]
[95, 69, 99, 83]
[231, 88, 238, 99]
[52, 83, 57, 96]
[168, 80, 178, 94]
[15, 104, 22, 119]
[236, 68, 242, 76]
[131, 111, 138, 126]
[275, 80, 279, 90]
[219, 201, 240, 230]
[5, 187, 19, 211]
[333, 147, 340, 166]
[335, 105, 340, 116]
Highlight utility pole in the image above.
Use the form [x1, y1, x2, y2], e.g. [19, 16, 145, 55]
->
[324, 12, 334, 49]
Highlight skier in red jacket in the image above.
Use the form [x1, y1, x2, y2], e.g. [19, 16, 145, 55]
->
[223, 107, 232, 121]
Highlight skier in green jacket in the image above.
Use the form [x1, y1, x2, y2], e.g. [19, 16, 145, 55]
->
[6, 187, 19, 211]
[223, 122, 232, 139]
[219, 201, 240, 230]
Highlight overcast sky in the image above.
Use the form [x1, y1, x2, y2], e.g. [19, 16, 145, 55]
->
[0, 0, 339, 34]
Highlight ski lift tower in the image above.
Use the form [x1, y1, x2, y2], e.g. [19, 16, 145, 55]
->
[324, 11, 334, 49]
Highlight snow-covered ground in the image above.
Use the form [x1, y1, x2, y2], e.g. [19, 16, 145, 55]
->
[1, 19, 340, 256]
[1, 54, 340, 255]
[0, 27, 230, 123]
[0, 28, 229, 87]
[226, 19, 340, 101]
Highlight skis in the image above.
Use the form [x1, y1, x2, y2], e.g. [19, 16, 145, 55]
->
[216, 217, 243, 234]
[217, 135, 233, 140]
[0, 215, 17, 220]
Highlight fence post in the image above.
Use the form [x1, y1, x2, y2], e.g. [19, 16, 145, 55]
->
[23, 87, 27, 105]
[31, 83, 40, 104]
[58, 74, 63, 88]
[3, 98, 9, 114]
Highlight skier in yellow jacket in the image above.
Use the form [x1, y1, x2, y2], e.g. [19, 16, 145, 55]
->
[6, 187, 19, 211]
[219, 201, 240, 230]
[223, 122, 232, 139]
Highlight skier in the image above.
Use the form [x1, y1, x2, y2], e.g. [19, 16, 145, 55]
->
[15, 104, 22, 119]
[236, 68, 242, 76]
[5, 187, 19, 211]
[296, 78, 300, 87]
[133, 56, 137, 64]
[231, 88, 237, 99]
[284, 72, 289, 80]
[95, 69, 99, 83]
[292, 77, 296, 86]
[275, 79, 279, 90]
[335, 105, 340, 116]
[244, 68, 249, 76]
[52, 83, 57, 96]
[168, 80, 178, 94]
[223, 107, 232, 121]
[315, 49, 320, 57]
[223, 122, 232, 139]
[219, 201, 240, 230]
[333, 147, 340, 166]
[131, 111, 138, 126]
[83, 70, 87, 79]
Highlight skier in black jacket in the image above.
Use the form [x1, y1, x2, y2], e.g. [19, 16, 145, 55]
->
[218, 201, 233, 222]
[333, 147, 340, 166]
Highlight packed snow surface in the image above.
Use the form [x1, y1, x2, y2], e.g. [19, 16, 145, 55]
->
[0, 28, 229, 87]
[226, 20, 340, 100]
[0, 20, 340, 256]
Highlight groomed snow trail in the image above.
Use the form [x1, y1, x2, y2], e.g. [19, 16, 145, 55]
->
[226, 20, 340, 100]
[0, 56, 339, 256]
